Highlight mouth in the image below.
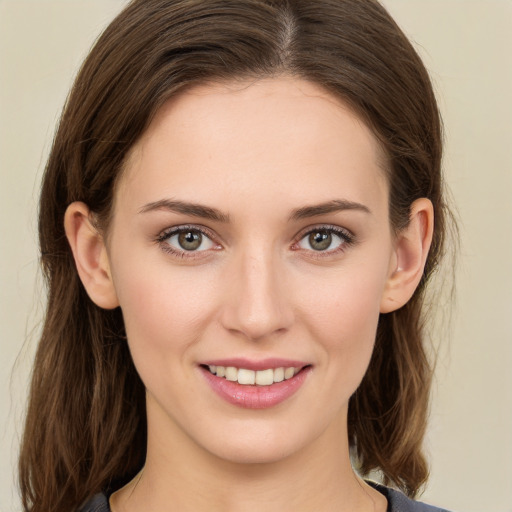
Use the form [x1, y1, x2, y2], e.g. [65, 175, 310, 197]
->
[201, 364, 310, 386]
[202, 364, 305, 386]
[199, 360, 312, 409]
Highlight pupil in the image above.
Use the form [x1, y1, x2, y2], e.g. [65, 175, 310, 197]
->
[309, 231, 331, 251]
[178, 231, 202, 250]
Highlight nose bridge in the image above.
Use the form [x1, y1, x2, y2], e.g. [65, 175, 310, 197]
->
[222, 244, 293, 341]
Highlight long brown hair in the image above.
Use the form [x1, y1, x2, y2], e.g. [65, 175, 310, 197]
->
[19, 1, 449, 510]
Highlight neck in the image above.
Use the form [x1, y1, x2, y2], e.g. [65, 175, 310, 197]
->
[110, 401, 386, 512]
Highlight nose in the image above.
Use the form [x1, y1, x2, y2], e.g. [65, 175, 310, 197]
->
[220, 248, 294, 341]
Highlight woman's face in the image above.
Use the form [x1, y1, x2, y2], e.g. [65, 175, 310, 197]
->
[107, 77, 397, 464]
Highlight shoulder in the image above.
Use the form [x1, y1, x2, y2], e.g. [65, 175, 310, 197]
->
[77, 493, 110, 512]
[369, 482, 452, 512]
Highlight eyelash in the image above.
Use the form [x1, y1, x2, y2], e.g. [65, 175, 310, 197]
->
[155, 225, 219, 259]
[155, 224, 356, 260]
[292, 224, 356, 258]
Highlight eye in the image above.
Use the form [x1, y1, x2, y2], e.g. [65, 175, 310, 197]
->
[295, 226, 354, 253]
[157, 226, 217, 255]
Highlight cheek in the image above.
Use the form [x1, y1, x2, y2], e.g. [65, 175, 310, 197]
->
[304, 263, 386, 334]
[111, 260, 219, 375]
[299, 259, 389, 383]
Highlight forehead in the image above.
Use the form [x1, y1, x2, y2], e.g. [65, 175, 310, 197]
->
[116, 77, 388, 217]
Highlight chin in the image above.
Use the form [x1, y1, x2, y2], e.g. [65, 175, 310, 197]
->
[192, 418, 326, 467]
[207, 439, 301, 466]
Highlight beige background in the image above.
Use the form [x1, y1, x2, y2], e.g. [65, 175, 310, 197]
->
[1, 1, 511, 511]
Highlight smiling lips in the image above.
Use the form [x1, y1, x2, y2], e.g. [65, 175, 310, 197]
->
[200, 359, 311, 409]
[207, 365, 301, 385]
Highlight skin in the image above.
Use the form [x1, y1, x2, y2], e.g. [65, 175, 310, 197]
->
[65, 77, 433, 512]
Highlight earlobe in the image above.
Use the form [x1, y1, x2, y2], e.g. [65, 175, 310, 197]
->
[380, 198, 434, 314]
[64, 201, 120, 309]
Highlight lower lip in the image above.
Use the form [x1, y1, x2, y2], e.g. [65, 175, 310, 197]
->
[200, 366, 311, 409]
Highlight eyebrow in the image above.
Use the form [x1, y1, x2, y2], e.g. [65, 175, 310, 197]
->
[138, 199, 230, 223]
[139, 198, 370, 223]
[289, 199, 371, 221]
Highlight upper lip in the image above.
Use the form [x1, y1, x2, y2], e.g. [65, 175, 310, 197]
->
[200, 358, 310, 371]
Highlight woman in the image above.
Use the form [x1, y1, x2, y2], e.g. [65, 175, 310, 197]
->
[19, 1, 452, 511]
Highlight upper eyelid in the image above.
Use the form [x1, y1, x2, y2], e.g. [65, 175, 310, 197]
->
[294, 224, 354, 240]
[157, 224, 217, 241]
[157, 223, 352, 238]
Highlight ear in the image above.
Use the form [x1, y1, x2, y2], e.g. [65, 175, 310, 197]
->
[380, 198, 434, 314]
[64, 201, 120, 309]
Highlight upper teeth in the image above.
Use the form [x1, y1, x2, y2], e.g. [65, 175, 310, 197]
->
[208, 365, 301, 386]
